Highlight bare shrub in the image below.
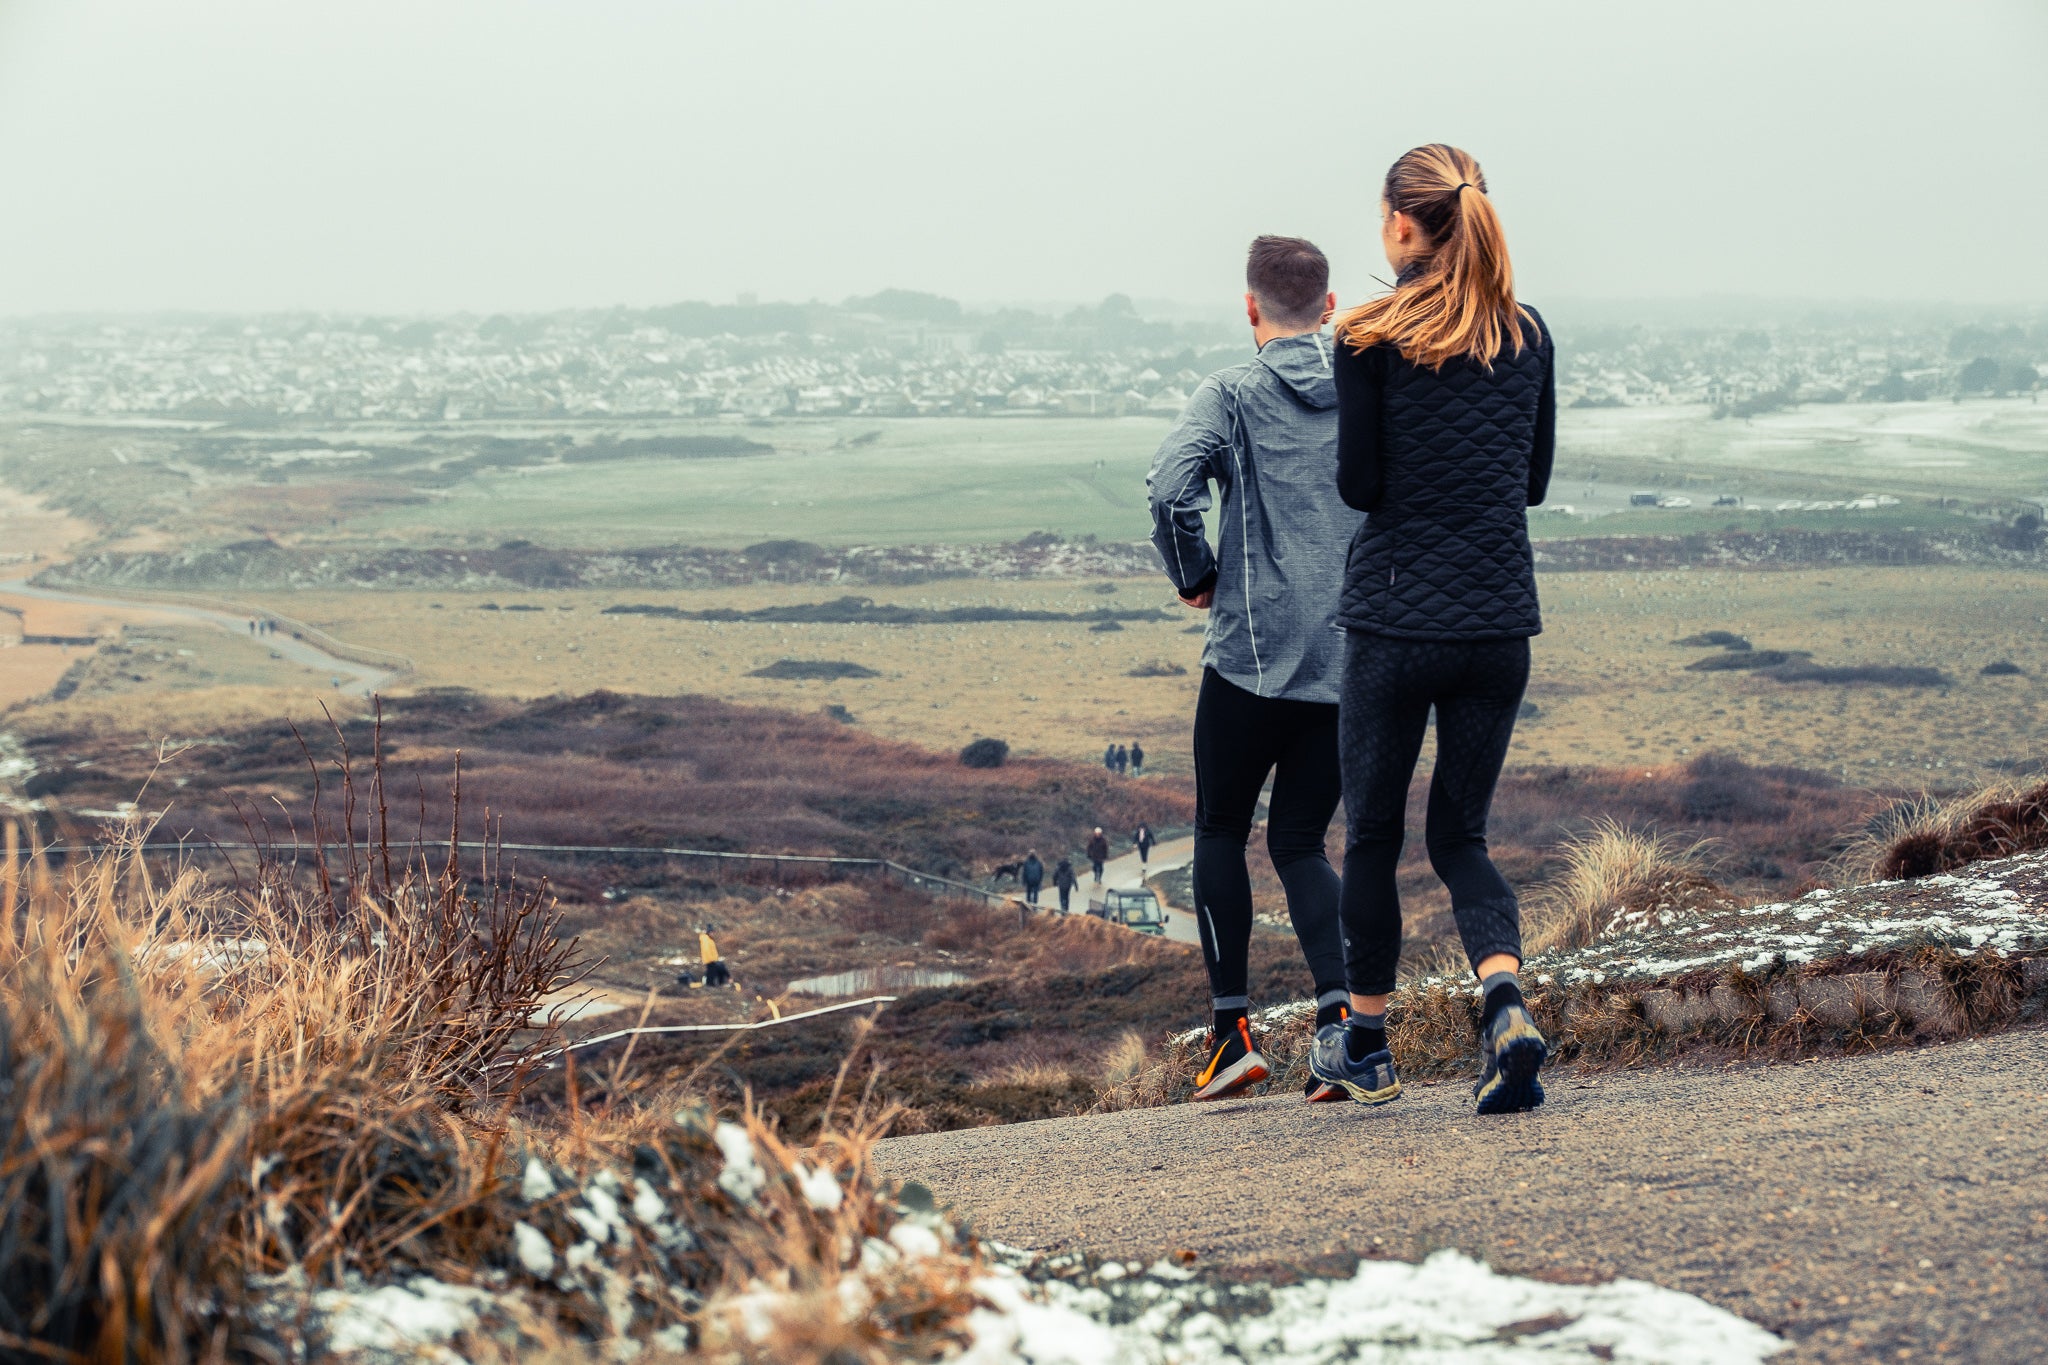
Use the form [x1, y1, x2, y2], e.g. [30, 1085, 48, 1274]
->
[958, 737, 1009, 768]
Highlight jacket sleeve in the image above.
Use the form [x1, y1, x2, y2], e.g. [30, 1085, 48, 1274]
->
[1146, 378, 1230, 596]
[1333, 342, 1387, 511]
[1528, 312, 1556, 507]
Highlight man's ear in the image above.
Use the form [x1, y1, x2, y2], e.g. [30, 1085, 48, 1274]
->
[1244, 292, 1261, 328]
[1321, 291, 1336, 325]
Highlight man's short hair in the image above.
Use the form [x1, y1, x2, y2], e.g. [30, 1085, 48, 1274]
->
[1246, 235, 1329, 326]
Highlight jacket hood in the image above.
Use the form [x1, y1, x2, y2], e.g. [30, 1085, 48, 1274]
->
[1256, 331, 1337, 410]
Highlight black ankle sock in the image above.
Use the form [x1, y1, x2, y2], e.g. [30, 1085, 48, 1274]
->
[1212, 1007, 1248, 1038]
[1314, 993, 1348, 1031]
[1343, 1013, 1388, 1064]
[1480, 974, 1524, 1030]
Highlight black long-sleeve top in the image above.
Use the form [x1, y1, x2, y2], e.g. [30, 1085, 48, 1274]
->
[1329, 307, 1556, 639]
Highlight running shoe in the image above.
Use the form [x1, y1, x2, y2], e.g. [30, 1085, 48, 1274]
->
[1474, 1002, 1548, 1115]
[1303, 1005, 1351, 1101]
[1305, 1023, 1402, 1106]
[1190, 1018, 1268, 1101]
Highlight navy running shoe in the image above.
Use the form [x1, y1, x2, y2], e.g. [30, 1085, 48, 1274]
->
[1306, 1023, 1402, 1106]
[1474, 1002, 1548, 1115]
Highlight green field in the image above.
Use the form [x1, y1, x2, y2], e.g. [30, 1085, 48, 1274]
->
[347, 399, 2048, 550]
[3, 397, 2042, 556]
[353, 417, 1175, 549]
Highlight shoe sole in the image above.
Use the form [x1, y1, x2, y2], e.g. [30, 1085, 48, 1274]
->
[1192, 1051, 1269, 1101]
[1308, 1056, 1401, 1106]
[1330, 1072, 1402, 1106]
[1303, 1081, 1348, 1103]
[1475, 1035, 1548, 1115]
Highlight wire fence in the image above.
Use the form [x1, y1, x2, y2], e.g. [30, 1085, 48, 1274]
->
[29, 836, 1029, 910]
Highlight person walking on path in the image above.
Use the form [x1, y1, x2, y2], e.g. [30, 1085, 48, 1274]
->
[1129, 741, 1146, 775]
[1020, 850, 1045, 907]
[1103, 743, 1118, 773]
[1133, 821, 1156, 870]
[1086, 828, 1110, 886]
[1148, 233, 1360, 1103]
[1052, 856, 1079, 913]
[1113, 744, 1129, 776]
[1304, 145, 1556, 1118]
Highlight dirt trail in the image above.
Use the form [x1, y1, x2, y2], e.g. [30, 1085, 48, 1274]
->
[876, 1027, 2048, 1363]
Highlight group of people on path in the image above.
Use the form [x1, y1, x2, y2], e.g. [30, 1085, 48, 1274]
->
[1147, 144, 1553, 1117]
[1013, 820, 1159, 916]
[1101, 742, 1145, 776]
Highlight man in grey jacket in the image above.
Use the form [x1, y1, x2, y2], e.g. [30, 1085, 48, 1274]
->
[1147, 234, 1362, 1102]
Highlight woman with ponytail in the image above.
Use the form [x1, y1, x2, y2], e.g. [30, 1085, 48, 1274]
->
[1307, 144, 1556, 1116]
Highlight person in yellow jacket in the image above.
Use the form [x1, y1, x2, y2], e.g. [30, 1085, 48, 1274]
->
[700, 923, 732, 989]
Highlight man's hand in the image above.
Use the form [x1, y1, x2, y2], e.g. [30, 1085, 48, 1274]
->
[1178, 589, 1214, 610]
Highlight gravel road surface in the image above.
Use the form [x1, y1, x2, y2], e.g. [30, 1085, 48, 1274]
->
[878, 1027, 2048, 1362]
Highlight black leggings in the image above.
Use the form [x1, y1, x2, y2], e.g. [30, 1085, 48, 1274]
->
[1191, 669, 1347, 1012]
[1338, 632, 1529, 996]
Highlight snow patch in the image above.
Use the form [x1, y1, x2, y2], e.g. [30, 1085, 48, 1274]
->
[965, 1248, 1784, 1364]
[313, 1276, 495, 1357]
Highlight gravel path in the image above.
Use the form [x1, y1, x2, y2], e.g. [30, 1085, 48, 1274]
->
[877, 1027, 2048, 1362]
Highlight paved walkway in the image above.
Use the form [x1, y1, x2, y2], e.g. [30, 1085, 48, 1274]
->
[0, 578, 403, 697]
[1083, 834, 1199, 944]
[877, 1026, 2048, 1364]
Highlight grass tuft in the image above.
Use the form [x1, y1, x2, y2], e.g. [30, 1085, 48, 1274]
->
[1844, 778, 2048, 883]
[1522, 819, 1729, 956]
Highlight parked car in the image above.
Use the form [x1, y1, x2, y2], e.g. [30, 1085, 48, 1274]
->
[1101, 888, 1167, 936]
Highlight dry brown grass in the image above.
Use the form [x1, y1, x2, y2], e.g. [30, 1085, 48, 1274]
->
[247, 564, 2048, 786]
[0, 731, 582, 1357]
[1841, 778, 2048, 884]
[0, 749, 988, 1360]
[1522, 819, 1731, 956]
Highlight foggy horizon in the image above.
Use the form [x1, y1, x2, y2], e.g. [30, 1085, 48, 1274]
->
[1, 0, 2044, 317]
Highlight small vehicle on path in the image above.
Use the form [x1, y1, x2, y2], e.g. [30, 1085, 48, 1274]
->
[1101, 887, 1168, 936]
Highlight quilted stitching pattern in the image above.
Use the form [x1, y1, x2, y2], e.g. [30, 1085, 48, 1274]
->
[1336, 325, 1550, 638]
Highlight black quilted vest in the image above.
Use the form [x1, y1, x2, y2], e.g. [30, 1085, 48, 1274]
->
[1335, 317, 1550, 639]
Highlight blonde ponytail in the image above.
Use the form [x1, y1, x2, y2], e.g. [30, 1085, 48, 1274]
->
[1336, 144, 1531, 369]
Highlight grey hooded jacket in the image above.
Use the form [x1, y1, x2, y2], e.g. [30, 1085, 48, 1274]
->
[1147, 330, 1362, 704]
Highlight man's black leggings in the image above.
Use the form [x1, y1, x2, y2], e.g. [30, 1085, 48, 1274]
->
[1191, 669, 1347, 1015]
[1338, 632, 1529, 996]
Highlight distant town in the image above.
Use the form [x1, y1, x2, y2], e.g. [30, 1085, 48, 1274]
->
[1, 289, 2040, 424]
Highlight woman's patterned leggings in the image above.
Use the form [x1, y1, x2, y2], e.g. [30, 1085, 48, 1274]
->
[1338, 631, 1530, 996]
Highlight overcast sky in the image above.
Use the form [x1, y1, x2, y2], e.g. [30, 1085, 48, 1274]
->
[0, 0, 2043, 316]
